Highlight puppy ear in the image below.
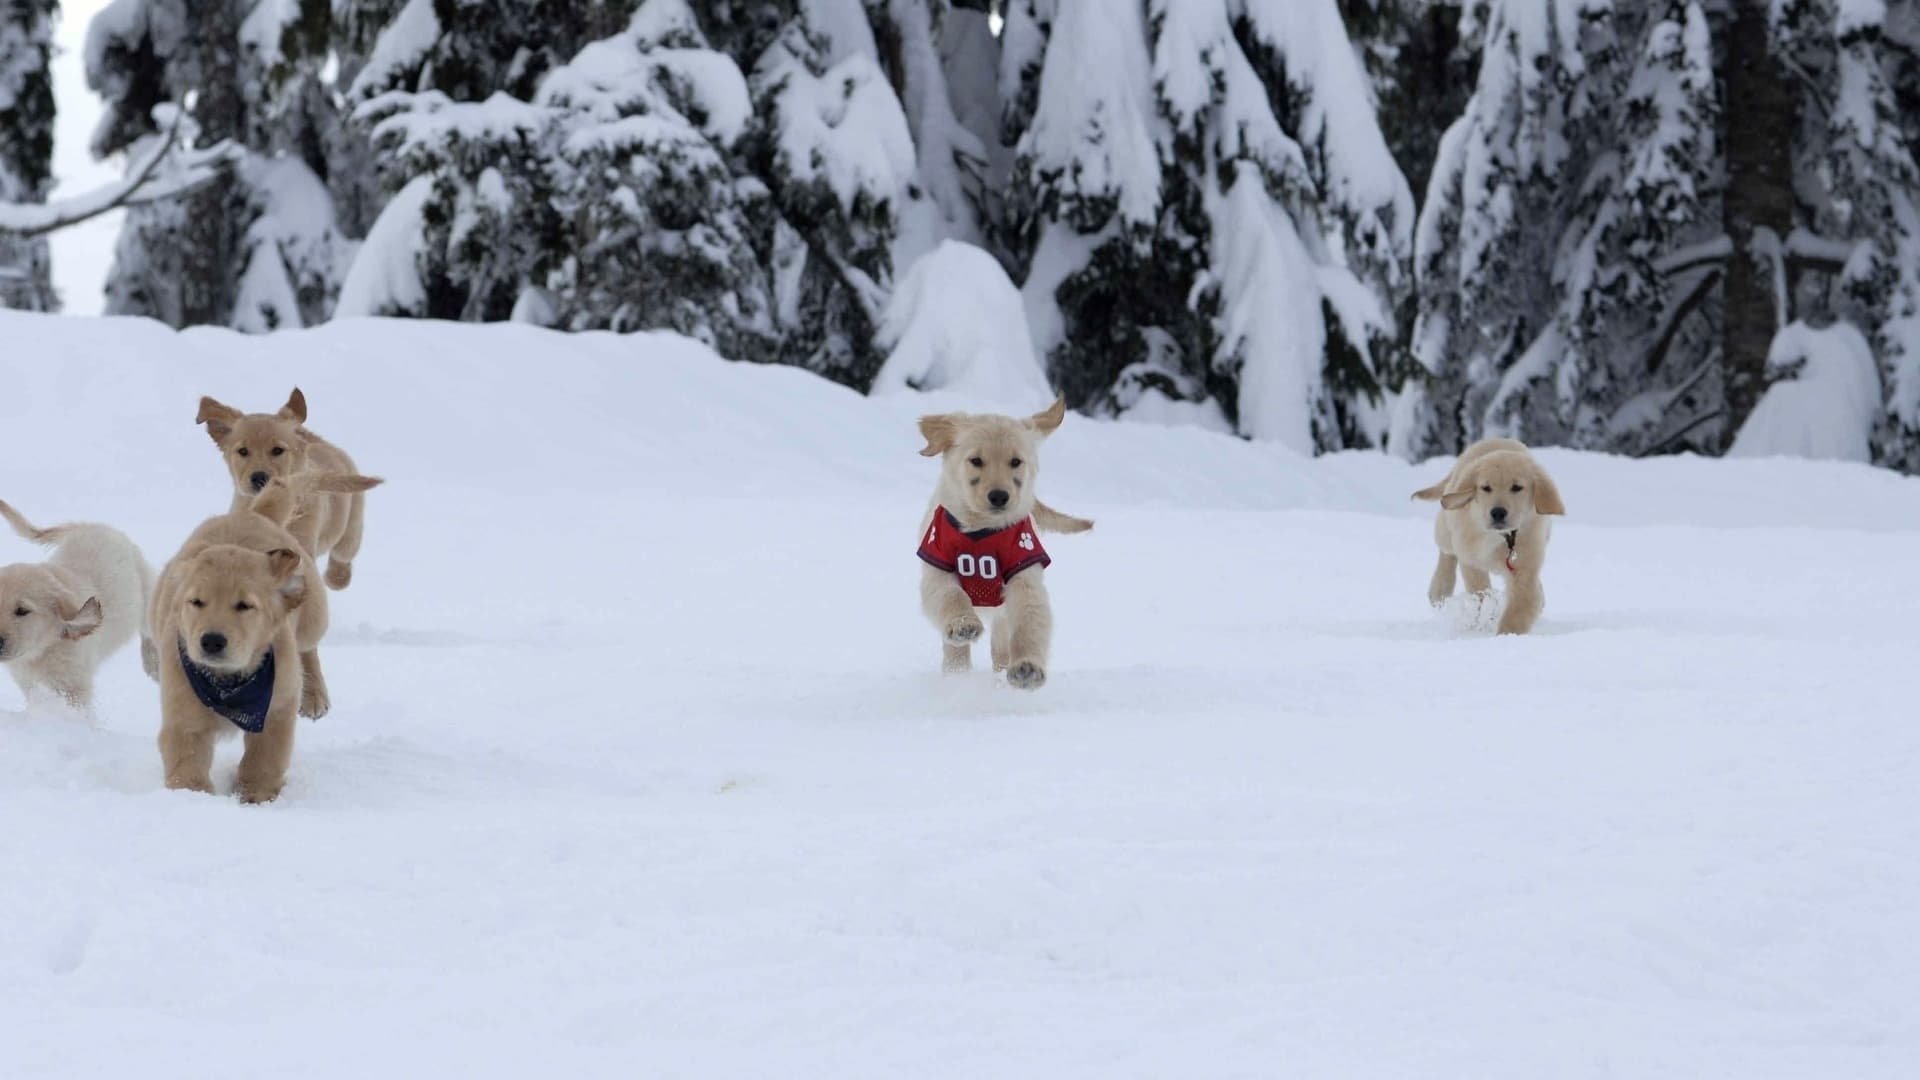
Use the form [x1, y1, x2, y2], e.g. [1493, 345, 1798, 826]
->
[197, 397, 241, 444]
[1440, 489, 1477, 511]
[279, 388, 308, 423]
[61, 597, 103, 641]
[267, 549, 308, 610]
[1029, 397, 1067, 437]
[918, 414, 960, 457]
[1411, 481, 1447, 502]
[1532, 469, 1566, 515]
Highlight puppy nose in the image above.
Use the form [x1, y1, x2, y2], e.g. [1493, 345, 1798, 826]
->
[200, 632, 228, 656]
[250, 472, 269, 491]
[987, 489, 1010, 508]
[1490, 506, 1508, 523]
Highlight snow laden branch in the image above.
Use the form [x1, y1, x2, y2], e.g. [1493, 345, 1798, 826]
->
[0, 107, 242, 239]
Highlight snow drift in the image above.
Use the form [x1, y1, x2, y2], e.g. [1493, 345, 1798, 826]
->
[1, 311, 1919, 1078]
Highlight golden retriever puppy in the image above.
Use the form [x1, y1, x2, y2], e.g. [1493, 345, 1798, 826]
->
[196, 388, 369, 590]
[0, 501, 154, 710]
[915, 398, 1093, 689]
[1413, 438, 1566, 635]
[152, 474, 379, 802]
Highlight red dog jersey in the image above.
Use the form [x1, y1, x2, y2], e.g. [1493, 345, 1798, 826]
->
[917, 508, 1051, 608]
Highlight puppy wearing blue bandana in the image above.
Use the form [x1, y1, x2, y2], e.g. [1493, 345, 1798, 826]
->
[150, 473, 380, 803]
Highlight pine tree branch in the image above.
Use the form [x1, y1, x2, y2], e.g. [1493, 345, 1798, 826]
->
[1643, 406, 1727, 458]
[1644, 266, 1722, 375]
[0, 118, 242, 240]
[1651, 235, 1732, 278]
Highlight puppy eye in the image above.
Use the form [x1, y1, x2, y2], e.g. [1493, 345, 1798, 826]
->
[1010, 458, 1023, 468]
[1511, 484, 1524, 493]
[189, 598, 206, 608]
[968, 457, 984, 468]
[235, 601, 254, 613]
[1480, 484, 1491, 493]
[271, 447, 285, 457]
[236, 447, 250, 458]
[12, 606, 28, 617]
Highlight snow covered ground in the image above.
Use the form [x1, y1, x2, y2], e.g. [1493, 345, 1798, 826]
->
[1, 311, 1918, 1078]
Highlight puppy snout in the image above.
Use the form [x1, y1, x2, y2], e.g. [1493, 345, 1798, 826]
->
[1490, 505, 1509, 524]
[249, 471, 269, 492]
[199, 632, 228, 657]
[987, 488, 1010, 509]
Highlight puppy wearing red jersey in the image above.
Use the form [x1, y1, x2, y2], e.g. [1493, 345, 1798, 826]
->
[915, 399, 1092, 689]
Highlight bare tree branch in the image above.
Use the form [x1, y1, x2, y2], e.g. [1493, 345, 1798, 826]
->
[0, 115, 242, 240]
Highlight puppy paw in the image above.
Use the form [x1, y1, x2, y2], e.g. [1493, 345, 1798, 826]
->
[1006, 660, 1046, 691]
[325, 559, 352, 590]
[944, 615, 984, 647]
[300, 683, 331, 720]
[235, 779, 284, 805]
[165, 775, 215, 795]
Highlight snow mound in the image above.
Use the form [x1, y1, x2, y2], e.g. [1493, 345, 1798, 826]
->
[872, 240, 1051, 405]
[1730, 320, 1882, 463]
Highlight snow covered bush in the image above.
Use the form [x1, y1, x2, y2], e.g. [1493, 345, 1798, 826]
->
[347, 0, 778, 360]
[873, 239, 1051, 402]
[1730, 320, 1882, 462]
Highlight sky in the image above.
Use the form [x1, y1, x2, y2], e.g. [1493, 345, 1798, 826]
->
[49, 0, 123, 316]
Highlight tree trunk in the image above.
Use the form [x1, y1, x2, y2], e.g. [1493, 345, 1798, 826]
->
[0, 0, 58, 311]
[170, 0, 248, 327]
[1719, 0, 1796, 447]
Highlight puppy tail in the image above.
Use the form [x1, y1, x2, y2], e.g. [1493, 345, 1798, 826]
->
[306, 473, 385, 495]
[0, 500, 66, 545]
[1033, 500, 1094, 534]
[248, 473, 384, 526]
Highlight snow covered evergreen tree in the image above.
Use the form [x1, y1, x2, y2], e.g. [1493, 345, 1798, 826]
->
[1400, 0, 1727, 458]
[1002, 0, 1414, 451]
[1764, 0, 1920, 473]
[0, 0, 56, 311]
[1401, 0, 1920, 473]
[342, 0, 978, 391]
[345, 0, 776, 356]
[1341, 0, 1479, 214]
[85, 0, 351, 328]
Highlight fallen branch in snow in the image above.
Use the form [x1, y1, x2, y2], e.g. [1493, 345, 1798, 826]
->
[0, 114, 243, 239]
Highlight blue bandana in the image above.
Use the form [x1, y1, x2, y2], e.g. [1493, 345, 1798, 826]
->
[179, 640, 276, 734]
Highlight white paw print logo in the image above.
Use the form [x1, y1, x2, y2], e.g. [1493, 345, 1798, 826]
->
[928, 525, 938, 544]
[1018, 531, 1035, 551]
